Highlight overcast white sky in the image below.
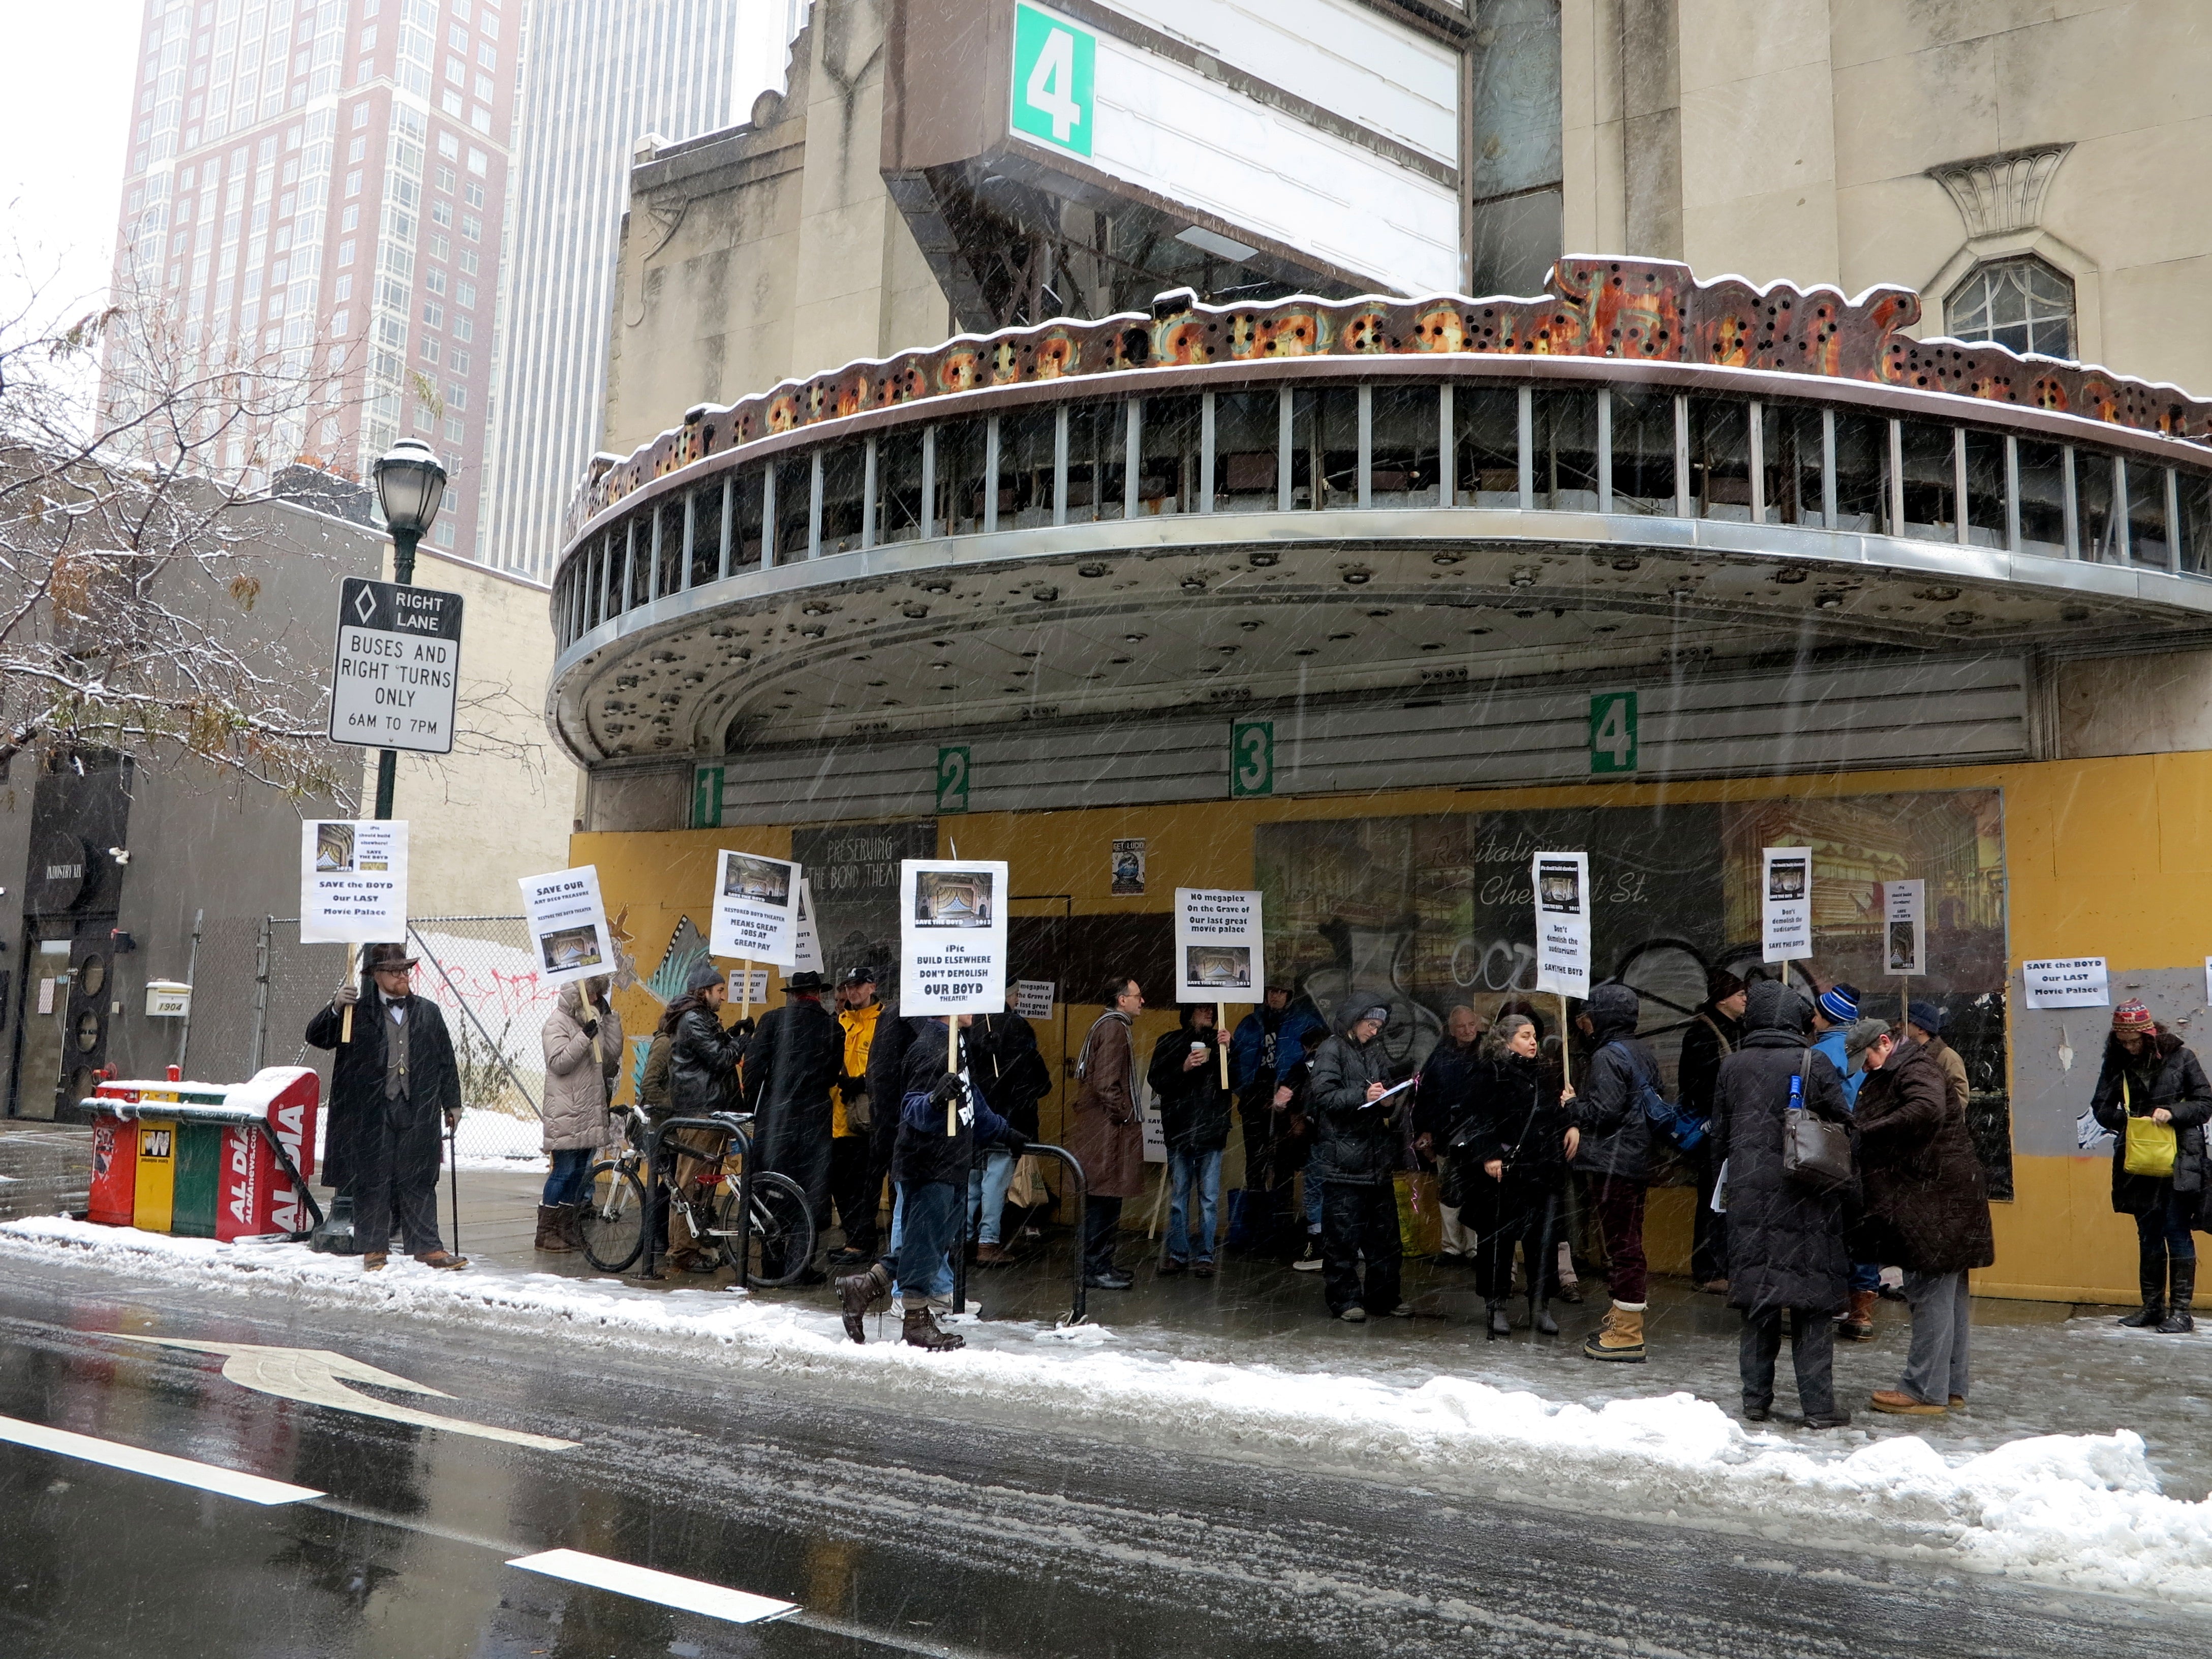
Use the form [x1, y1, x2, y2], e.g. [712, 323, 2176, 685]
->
[2, 0, 140, 326]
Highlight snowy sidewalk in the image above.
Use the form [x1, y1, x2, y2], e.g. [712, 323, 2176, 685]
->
[5, 1200, 2212, 1607]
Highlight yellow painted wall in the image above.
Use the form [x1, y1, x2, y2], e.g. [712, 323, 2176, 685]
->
[575, 746, 2212, 1304]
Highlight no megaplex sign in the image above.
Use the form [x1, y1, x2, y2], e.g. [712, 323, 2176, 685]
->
[328, 577, 464, 754]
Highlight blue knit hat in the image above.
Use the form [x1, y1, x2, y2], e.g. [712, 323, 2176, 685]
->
[1908, 998, 1945, 1034]
[1818, 983, 1860, 1026]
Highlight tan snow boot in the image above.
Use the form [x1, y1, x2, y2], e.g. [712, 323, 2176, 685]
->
[1836, 1287, 1877, 1341]
[534, 1204, 578, 1252]
[1582, 1301, 1647, 1363]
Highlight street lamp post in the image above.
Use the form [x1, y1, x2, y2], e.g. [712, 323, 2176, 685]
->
[368, 438, 448, 820]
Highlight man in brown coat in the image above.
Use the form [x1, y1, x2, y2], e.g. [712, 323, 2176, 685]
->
[1852, 1024, 1994, 1416]
[1065, 974, 1145, 1289]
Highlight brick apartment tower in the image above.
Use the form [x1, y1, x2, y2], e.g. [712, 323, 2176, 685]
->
[107, 0, 518, 553]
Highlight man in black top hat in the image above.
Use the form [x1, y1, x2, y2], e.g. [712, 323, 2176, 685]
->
[305, 941, 468, 1272]
[742, 968, 843, 1280]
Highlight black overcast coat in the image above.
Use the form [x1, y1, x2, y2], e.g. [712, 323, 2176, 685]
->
[1567, 982, 1660, 1185]
[1709, 980, 1855, 1318]
[305, 990, 460, 1188]
[1149, 1016, 1234, 1154]
[2088, 1031, 2212, 1216]
[743, 995, 843, 1193]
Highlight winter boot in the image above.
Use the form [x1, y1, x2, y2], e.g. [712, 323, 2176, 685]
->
[1836, 1288, 1877, 1341]
[560, 1203, 587, 1250]
[903, 1307, 966, 1351]
[1485, 1300, 1511, 1339]
[534, 1204, 578, 1252]
[1528, 1296, 1559, 1336]
[837, 1262, 891, 1344]
[1582, 1302, 1647, 1363]
[2158, 1260, 2196, 1334]
[2118, 1247, 2167, 1328]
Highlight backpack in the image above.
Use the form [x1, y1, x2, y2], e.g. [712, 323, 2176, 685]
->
[639, 1030, 673, 1108]
[1603, 1038, 1706, 1153]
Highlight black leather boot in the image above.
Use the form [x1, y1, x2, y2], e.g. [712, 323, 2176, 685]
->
[837, 1262, 890, 1343]
[1486, 1300, 1511, 1338]
[2158, 1259, 2196, 1334]
[2118, 1245, 2166, 1327]
[1528, 1297, 1559, 1336]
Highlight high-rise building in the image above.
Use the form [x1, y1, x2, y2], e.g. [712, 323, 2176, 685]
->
[477, 0, 806, 578]
[106, 0, 520, 556]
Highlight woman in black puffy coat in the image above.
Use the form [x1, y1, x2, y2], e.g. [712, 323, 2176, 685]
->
[1454, 1014, 1578, 1338]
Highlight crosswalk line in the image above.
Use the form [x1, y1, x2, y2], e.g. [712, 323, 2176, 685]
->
[0, 1411, 322, 1506]
[507, 1548, 798, 1625]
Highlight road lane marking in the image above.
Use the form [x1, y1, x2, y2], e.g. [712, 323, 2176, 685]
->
[508, 1549, 799, 1625]
[104, 1336, 578, 1451]
[0, 1412, 322, 1505]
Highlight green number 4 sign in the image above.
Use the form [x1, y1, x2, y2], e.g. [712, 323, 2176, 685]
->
[1011, 3, 1094, 157]
[1589, 691, 1638, 774]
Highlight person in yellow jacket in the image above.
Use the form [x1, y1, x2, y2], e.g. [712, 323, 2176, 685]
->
[830, 966, 885, 1262]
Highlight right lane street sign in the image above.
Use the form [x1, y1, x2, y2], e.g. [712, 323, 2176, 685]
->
[328, 576, 464, 754]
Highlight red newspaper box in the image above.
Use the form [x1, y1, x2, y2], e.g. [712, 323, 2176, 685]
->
[83, 1068, 321, 1241]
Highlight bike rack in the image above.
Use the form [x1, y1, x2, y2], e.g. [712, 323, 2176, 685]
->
[637, 1113, 754, 1286]
[954, 1141, 1089, 1329]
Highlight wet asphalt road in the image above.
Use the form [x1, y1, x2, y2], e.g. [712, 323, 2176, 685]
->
[2, 1252, 2209, 1659]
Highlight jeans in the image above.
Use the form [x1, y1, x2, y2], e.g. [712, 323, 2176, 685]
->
[2137, 1187, 2201, 1268]
[1898, 1268, 1973, 1405]
[1168, 1147, 1223, 1263]
[1850, 1260, 1883, 1294]
[1590, 1176, 1648, 1305]
[542, 1146, 594, 1207]
[1302, 1169, 1324, 1235]
[893, 1181, 963, 1302]
[1320, 1180, 1402, 1315]
[966, 1148, 1017, 1245]
[1083, 1194, 1126, 1280]
[883, 1186, 955, 1299]
[1740, 1307, 1837, 1416]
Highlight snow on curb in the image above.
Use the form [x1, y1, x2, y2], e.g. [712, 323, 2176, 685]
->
[6, 1214, 2210, 1601]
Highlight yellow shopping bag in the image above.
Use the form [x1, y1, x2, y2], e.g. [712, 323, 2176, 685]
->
[2121, 1076, 2178, 1178]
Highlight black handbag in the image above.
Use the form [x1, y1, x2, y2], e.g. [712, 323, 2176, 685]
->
[1782, 1050, 1854, 1192]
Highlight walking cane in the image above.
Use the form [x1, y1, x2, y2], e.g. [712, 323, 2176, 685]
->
[447, 1114, 461, 1255]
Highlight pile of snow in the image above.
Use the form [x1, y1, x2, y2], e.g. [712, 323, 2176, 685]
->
[450, 1106, 547, 1171]
[4, 1221, 2212, 1601]
[6, 1213, 2210, 1601]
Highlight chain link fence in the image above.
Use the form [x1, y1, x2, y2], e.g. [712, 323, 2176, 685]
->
[179, 915, 554, 1172]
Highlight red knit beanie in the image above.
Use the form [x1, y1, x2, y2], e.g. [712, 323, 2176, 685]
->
[2112, 1000, 2155, 1034]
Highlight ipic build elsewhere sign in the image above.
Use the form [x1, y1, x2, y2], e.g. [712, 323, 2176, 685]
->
[328, 577, 463, 755]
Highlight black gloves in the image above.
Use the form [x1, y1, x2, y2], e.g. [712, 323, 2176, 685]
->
[581, 1018, 600, 1038]
[1000, 1128, 1030, 1152]
[929, 1074, 965, 1109]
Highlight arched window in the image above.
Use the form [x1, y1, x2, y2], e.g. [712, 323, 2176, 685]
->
[1945, 256, 2074, 358]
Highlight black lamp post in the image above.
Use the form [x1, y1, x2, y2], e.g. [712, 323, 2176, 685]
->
[368, 438, 448, 819]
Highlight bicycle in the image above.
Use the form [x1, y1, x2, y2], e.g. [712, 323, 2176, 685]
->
[575, 1104, 818, 1285]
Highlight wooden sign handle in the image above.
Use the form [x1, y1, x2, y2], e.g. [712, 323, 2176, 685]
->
[947, 1013, 960, 1135]
[1558, 992, 1572, 1090]
[1217, 1001, 1230, 1088]
[342, 945, 357, 1043]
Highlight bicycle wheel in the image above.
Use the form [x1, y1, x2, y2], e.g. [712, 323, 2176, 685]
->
[715, 1171, 817, 1287]
[577, 1160, 648, 1273]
